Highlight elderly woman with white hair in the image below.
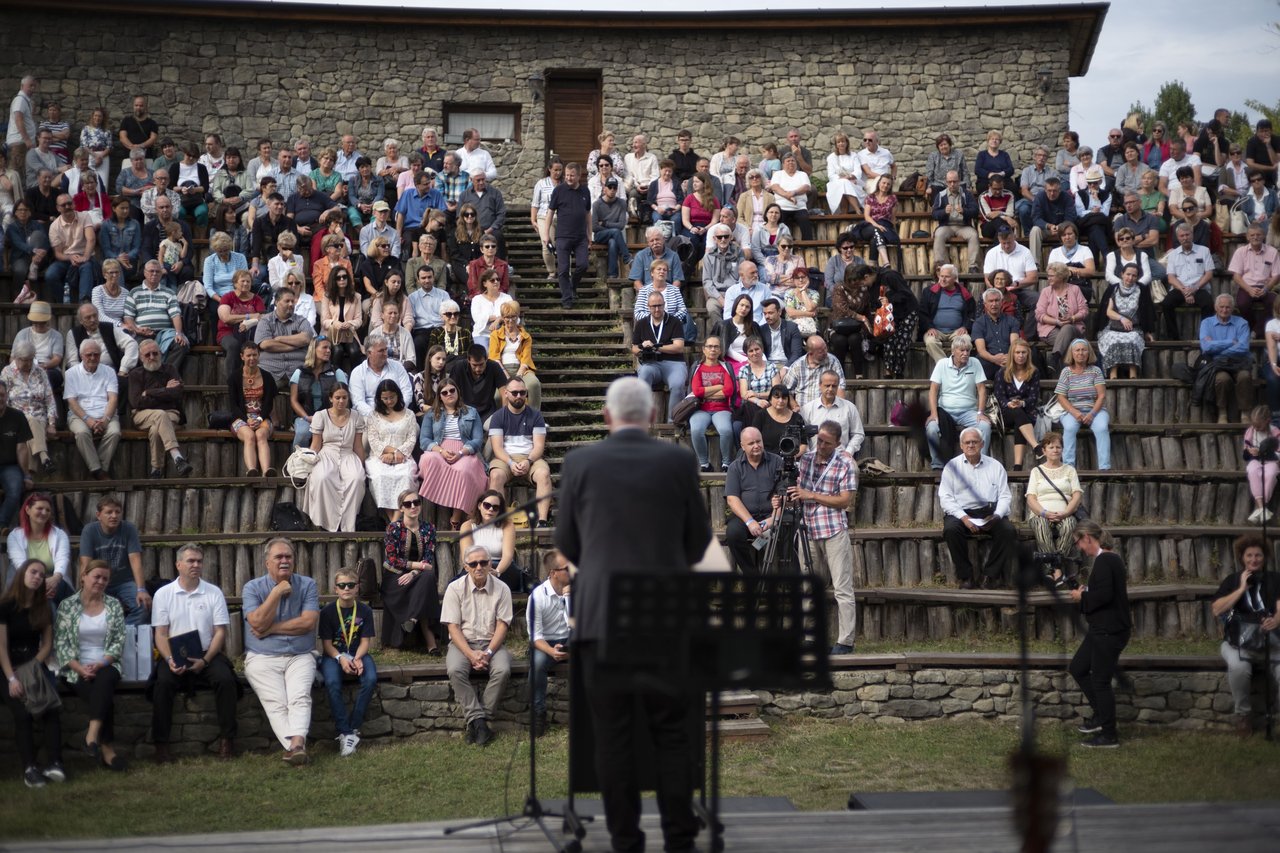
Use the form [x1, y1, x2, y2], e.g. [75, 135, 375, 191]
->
[429, 298, 469, 365]
[924, 333, 992, 469]
[375, 138, 409, 186]
[0, 340, 58, 475]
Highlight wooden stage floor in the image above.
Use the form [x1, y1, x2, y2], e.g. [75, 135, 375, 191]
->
[5, 800, 1279, 853]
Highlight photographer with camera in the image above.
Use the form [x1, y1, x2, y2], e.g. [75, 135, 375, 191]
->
[1212, 534, 1280, 737]
[938, 427, 1016, 590]
[787, 420, 858, 654]
[1025, 432, 1083, 582]
[1068, 520, 1131, 748]
[632, 289, 688, 423]
[725, 426, 783, 574]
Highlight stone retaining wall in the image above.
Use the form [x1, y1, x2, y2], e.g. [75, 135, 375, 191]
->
[0, 11, 1071, 195]
[0, 663, 1244, 768]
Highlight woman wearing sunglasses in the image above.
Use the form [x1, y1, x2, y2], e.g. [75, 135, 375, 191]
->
[417, 380, 487, 529]
[318, 568, 378, 755]
[381, 490, 441, 653]
[459, 490, 521, 590]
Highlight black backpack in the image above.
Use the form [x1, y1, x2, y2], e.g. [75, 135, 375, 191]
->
[270, 502, 311, 532]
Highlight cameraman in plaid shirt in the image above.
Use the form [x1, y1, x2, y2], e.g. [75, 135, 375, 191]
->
[787, 420, 858, 655]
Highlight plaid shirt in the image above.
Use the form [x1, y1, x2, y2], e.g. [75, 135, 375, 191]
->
[438, 172, 472, 205]
[797, 449, 856, 540]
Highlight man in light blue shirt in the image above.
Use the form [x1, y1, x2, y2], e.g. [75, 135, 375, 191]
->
[394, 171, 446, 249]
[408, 265, 449, 358]
[722, 260, 771, 323]
[1199, 293, 1255, 421]
[242, 537, 319, 765]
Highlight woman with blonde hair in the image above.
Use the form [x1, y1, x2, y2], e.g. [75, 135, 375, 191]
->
[992, 337, 1043, 468]
[825, 131, 865, 214]
[488, 300, 541, 409]
[1055, 339, 1110, 470]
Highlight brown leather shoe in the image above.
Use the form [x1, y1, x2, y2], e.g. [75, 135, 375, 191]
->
[153, 743, 174, 765]
[218, 738, 234, 760]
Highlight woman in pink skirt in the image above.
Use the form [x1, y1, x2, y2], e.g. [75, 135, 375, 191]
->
[416, 378, 487, 529]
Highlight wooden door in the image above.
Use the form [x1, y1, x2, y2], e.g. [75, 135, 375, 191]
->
[545, 74, 601, 169]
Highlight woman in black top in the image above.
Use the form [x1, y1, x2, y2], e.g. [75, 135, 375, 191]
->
[756, 384, 806, 455]
[1211, 534, 1280, 736]
[381, 488, 441, 653]
[0, 558, 63, 787]
[1068, 521, 1131, 748]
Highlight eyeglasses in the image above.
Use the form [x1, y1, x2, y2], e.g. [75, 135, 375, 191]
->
[715, 235, 732, 241]
[401, 498, 422, 508]
[464, 560, 489, 568]
[1109, 134, 1121, 139]
[863, 138, 874, 143]
[335, 581, 357, 590]
[482, 244, 496, 250]
[336, 274, 349, 280]
[1182, 206, 1197, 212]
[508, 389, 528, 397]
[481, 501, 501, 511]
[462, 213, 476, 219]
[1116, 234, 1133, 241]
[439, 387, 457, 396]
[1153, 127, 1165, 133]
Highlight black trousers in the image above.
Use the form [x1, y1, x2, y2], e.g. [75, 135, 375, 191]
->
[1069, 630, 1130, 737]
[1160, 288, 1214, 339]
[151, 653, 240, 744]
[829, 326, 868, 377]
[555, 235, 589, 306]
[942, 515, 1017, 583]
[5, 679, 62, 768]
[726, 515, 766, 574]
[780, 208, 814, 240]
[70, 665, 121, 743]
[577, 641, 698, 853]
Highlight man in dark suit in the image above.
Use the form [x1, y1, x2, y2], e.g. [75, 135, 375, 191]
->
[759, 297, 805, 367]
[555, 376, 712, 853]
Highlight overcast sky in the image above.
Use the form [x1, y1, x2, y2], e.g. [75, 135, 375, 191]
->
[270, 0, 1278, 150]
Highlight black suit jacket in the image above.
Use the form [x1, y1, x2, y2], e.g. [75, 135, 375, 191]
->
[554, 427, 711, 643]
[760, 319, 805, 364]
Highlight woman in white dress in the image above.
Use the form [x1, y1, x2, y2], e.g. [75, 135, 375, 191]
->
[825, 131, 865, 215]
[364, 379, 419, 520]
[304, 384, 366, 532]
[470, 269, 513, 349]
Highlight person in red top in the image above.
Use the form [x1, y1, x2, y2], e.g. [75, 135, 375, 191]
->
[688, 336, 737, 472]
[978, 172, 1018, 239]
[216, 269, 266, 373]
[465, 237, 510, 299]
[681, 171, 721, 271]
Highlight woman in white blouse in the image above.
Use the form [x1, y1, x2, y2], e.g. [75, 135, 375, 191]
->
[825, 131, 865, 215]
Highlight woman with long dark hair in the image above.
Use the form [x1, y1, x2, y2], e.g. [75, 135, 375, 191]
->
[418, 378, 487, 529]
[1, 558, 63, 788]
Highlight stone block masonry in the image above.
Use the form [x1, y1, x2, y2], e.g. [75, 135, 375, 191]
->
[0, 10, 1071, 199]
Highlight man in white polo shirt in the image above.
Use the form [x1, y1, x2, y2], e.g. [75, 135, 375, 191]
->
[150, 543, 239, 764]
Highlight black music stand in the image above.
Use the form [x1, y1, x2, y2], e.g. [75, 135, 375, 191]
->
[570, 571, 830, 853]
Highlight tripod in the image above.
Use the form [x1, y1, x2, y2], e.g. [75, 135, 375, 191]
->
[760, 472, 815, 576]
[442, 490, 587, 852]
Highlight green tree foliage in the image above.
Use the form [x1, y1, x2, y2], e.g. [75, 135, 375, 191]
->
[1153, 81, 1196, 133]
[1226, 110, 1254, 149]
[1244, 98, 1280, 130]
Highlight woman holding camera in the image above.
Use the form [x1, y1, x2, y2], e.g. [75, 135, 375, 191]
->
[1067, 521, 1131, 748]
[1212, 534, 1280, 736]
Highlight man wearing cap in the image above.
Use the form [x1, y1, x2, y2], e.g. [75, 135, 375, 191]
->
[359, 199, 400, 259]
[45, 194, 98, 303]
[983, 227, 1040, 339]
[394, 170, 446, 252]
[1075, 166, 1114, 262]
[458, 170, 507, 257]
[591, 175, 631, 279]
[63, 338, 121, 480]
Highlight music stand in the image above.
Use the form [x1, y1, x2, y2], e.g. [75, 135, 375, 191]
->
[573, 571, 830, 853]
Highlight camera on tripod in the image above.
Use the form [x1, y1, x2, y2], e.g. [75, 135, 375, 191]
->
[777, 422, 819, 458]
[1033, 551, 1079, 590]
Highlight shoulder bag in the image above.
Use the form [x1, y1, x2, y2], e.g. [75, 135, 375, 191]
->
[1034, 464, 1089, 521]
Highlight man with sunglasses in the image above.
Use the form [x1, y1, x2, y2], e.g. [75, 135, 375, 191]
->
[701, 223, 744, 320]
[318, 569, 377, 757]
[442, 544, 513, 747]
[488, 377, 553, 525]
[151, 543, 239, 763]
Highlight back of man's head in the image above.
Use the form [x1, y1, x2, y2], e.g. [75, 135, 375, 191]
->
[604, 377, 655, 430]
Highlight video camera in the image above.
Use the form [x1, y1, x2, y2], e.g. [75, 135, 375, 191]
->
[777, 422, 819, 458]
[1033, 551, 1080, 590]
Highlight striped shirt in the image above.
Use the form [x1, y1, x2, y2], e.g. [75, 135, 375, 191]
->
[1054, 366, 1105, 409]
[633, 283, 689, 321]
[123, 283, 179, 331]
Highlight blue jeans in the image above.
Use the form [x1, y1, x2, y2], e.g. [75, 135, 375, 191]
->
[593, 228, 630, 278]
[689, 409, 734, 467]
[924, 409, 991, 468]
[320, 654, 379, 735]
[637, 360, 689, 422]
[44, 259, 97, 303]
[531, 637, 570, 715]
[1015, 198, 1034, 233]
[106, 578, 148, 626]
[292, 415, 313, 448]
[0, 465, 24, 529]
[1061, 409, 1111, 470]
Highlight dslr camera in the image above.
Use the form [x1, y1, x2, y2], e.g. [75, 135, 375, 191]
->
[1033, 551, 1079, 590]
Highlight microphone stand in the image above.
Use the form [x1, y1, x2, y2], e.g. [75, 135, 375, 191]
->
[444, 489, 587, 852]
[1260, 473, 1275, 742]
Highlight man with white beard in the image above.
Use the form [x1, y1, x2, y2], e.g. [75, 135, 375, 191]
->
[127, 338, 193, 478]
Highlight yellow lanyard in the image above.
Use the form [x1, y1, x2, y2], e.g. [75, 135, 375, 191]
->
[338, 604, 358, 653]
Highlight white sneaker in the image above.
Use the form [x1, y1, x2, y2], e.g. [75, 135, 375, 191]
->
[1249, 508, 1263, 523]
[339, 732, 359, 757]
[1260, 509, 1274, 524]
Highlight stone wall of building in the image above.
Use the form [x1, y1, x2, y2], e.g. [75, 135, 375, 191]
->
[0, 664, 1241, 767]
[1, 11, 1072, 200]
